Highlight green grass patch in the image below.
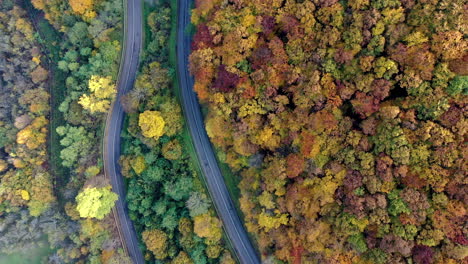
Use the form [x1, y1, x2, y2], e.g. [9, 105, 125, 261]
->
[0, 238, 53, 264]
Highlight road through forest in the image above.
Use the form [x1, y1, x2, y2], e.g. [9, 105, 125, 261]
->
[176, 1, 260, 263]
[103, 0, 144, 263]
[104, 0, 260, 263]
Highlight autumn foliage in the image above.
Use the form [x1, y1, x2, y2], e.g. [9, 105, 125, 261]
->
[190, 0, 467, 263]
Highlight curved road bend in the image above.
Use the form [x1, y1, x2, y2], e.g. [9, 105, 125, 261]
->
[103, 0, 144, 263]
[177, 1, 260, 263]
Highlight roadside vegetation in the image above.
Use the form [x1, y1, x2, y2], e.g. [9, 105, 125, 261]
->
[190, 0, 467, 263]
[0, 0, 130, 262]
[119, 0, 235, 263]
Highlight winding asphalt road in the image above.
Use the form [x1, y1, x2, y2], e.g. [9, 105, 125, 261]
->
[103, 0, 144, 263]
[177, 1, 260, 263]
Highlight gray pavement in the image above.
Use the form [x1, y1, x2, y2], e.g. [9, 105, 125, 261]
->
[176, 1, 260, 263]
[103, 0, 144, 263]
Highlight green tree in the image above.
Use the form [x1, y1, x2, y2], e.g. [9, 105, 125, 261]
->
[186, 192, 210, 217]
[56, 125, 94, 167]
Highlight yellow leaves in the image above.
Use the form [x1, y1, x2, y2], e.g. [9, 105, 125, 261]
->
[16, 128, 33, 145]
[28, 173, 55, 216]
[348, 0, 369, 10]
[69, 0, 95, 19]
[18, 190, 30, 201]
[172, 251, 194, 264]
[212, 93, 225, 104]
[238, 99, 266, 118]
[372, 21, 385, 36]
[381, 7, 405, 24]
[192, 0, 218, 21]
[404, 31, 429, 47]
[373, 57, 398, 79]
[138, 110, 166, 139]
[255, 126, 280, 150]
[302, 169, 346, 208]
[15, 18, 34, 41]
[378, 106, 400, 119]
[81, 218, 105, 237]
[160, 99, 183, 136]
[131, 156, 146, 175]
[88, 75, 115, 98]
[31, 0, 45, 10]
[242, 13, 256, 28]
[13, 158, 26, 168]
[79, 76, 115, 113]
[16, 117, 48, 150]
[78, 95, 109, 113]
[142, 229, 168, 259]
[257, 209, 289, 232]
[419, 166, 449, 192]
[76, 186, 118, 220]
[0, 159, 7, 172]
[85, 166, 100, 178]
[32, 116, 48, 129]
[194, 213, 222, 242]
[306, 221, 332, 253]
[205, 114, 232, 147]
[380, 180, 395, 193]
[32, 56, 41, 64]
[258, 191, 275, 209]
[162, 139, 182, 160]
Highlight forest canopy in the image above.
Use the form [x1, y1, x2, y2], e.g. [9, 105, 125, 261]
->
[190, 0, 467, 263]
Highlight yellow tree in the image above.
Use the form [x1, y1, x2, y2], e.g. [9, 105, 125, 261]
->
[79, 75, 116, 113]
[75, 186, 118, 220]
[138, 110, 165, 140]
[16, 116, 48, 150]
[193, 213, 222, 242]
[162, 139, 182, 160]
[68, 0, 96, 19]
[28, 172, 56, 216]
[257, 209, 289, 232]
[171, 251, 193, 264]
[131, 155, 146, 175]
[160, 99, 183, 136]
[142, 229, 168, 260]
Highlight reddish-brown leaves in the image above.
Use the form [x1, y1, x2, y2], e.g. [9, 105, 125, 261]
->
[192, 23, 213, 50]
[213, 65, 240, 92]
[412, 245, 434, 264]
[286, 154, 305, 179]
[351, 92, 380, 119]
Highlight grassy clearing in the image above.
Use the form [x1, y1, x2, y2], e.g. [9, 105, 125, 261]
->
[0, 238, 52, 264]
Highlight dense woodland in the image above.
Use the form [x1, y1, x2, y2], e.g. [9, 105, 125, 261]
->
[119, 1, 235, 263]
[0, 0, 129, 262]
[190, 0, 467, 263]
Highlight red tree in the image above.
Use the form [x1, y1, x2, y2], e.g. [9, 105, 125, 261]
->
[213, 65, 240, 92]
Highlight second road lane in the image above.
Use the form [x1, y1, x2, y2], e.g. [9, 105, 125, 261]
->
[176, 0, 260, 263]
